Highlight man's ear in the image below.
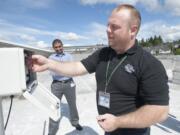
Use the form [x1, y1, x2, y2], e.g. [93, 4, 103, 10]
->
[130, 25, 138, 39]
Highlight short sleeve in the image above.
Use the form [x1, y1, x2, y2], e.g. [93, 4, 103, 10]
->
[81, 49, 101, 73]
[139, 55, 169, 105]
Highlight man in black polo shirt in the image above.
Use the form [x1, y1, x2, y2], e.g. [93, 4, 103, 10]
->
[32, 4, 169, 135]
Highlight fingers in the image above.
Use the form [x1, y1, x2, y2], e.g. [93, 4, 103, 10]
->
[31, 55, 48, 72]
[32, 64, 47, 72]
[32, 55, 48, 64]
[32, 54, 41, 59]
[97, 114, 106, 122]
[97, 114, 117, 132]
[32, 55, 41, 64]
[97, 115, 107, 127]
[97, 114, 111, 121]
[97, 115, 108, 132]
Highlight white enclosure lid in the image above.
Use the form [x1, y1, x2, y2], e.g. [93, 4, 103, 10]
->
[23, 81, 60, 121]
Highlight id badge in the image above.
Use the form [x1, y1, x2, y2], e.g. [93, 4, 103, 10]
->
[98, 91, 110, 108]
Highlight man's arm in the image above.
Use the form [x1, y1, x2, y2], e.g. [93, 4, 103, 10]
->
[32, 55, 88, 76]
[97, 105, 169, 132]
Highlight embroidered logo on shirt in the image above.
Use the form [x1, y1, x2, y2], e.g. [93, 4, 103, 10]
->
[124, 64, 135, 73]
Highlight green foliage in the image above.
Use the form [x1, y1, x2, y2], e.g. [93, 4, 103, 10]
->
[174, 39, 180, 45]
[138, 36, 180, 55]
[139, 35, 163, 47]
[174, 48, 180, 55]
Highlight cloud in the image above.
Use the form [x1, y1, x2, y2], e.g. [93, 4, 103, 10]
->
[20, 34, 36, 42]
[164, 0, 180, 16]
[22, 0, 54, 8]
[36, 41, 49, 48]
[80, 0, 162, 12]
[139, 0, 162, 11]
[80, 0, 180, 16]
[7, 0, 55, 9]
[137, 21, 180, 42]
[57, 32, 88, 41]
[91, 22, 106, 36]
[0, 34, 9, 41]
[0, 19, 89, 47]
[80, 0, 139, 5]
[88, 21, 180, 44]
[88, 22, 107, 43]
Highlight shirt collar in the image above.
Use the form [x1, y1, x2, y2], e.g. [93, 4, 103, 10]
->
[126, 43, 138, 55]
[55, 52, 65, 57]
[109, 42, 138, 58]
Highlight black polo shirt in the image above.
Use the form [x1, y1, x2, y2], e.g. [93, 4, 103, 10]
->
[81, 44, 169, 116]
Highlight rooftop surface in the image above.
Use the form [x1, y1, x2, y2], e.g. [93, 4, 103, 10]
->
[2, 54, 180, 135]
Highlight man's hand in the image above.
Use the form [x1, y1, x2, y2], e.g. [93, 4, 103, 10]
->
[32, 55, 49, 72]
[97, 105, 169, 131]
[97, 114, 118, 132]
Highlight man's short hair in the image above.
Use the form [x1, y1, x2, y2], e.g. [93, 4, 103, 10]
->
[52, 39, 63, 47]
[113, 4, 141, 33]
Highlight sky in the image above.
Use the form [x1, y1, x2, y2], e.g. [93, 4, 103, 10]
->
[0, 0, 180, 48]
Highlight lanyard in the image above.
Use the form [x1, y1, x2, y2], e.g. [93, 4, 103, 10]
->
[105, 55, 127, 93]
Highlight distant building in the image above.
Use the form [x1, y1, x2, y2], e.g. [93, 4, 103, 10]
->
[174, 44, 180, 49]
[62, 44, 107, 53]
[143, 45, 171, 55]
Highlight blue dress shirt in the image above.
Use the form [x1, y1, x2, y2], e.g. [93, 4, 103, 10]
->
[48, 52, 73, 81]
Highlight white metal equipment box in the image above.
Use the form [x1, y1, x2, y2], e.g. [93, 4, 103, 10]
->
[0, 48, 60, 121]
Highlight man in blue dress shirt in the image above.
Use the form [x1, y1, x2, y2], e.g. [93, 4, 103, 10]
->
[48, 39, 82, 135]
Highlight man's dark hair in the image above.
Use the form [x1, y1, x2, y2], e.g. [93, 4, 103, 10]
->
[52, 39, 63, 47]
